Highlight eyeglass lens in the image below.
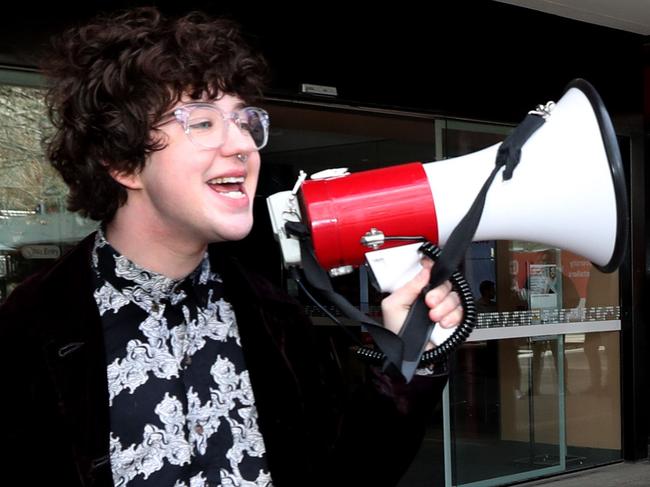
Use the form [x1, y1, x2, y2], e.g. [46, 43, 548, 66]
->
[185, 106, 268, 150]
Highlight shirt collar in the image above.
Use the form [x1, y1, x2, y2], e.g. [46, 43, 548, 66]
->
[91, 228, 213, 303]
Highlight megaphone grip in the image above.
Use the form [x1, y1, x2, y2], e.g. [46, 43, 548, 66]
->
[356, 262, 477, 381]
[398, 290, 437, 379]
[397, 244, 478, 381]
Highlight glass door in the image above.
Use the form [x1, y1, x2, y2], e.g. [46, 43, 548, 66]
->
[437, 119, 622, 486]
[444, 336, 566, 487]
[0, 72, 98, 304]
[436, 118, 565, 486]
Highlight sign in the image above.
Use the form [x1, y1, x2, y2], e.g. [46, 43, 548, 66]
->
[20, 245, 61, 259]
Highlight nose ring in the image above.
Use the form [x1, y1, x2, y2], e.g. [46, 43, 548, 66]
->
[236, 153, 248, 163]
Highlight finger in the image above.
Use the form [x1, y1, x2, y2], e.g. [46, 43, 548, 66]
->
[423, 280, 453, 308]
[435, 304, 464, 328]
[420, 256, 434, 270]
[428, 291, 461, 323]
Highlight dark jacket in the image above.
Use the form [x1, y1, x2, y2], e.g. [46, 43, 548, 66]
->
[0, 233, 446, 487]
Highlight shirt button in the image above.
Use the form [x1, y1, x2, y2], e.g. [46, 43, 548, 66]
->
[195, 424, 204, 434]
[151, 303, 159, 313]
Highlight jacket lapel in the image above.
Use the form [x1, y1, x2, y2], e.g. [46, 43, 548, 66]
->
[36, 233, 113, 485]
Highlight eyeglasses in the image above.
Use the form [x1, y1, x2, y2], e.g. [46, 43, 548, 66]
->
[156, 103, 270, 151]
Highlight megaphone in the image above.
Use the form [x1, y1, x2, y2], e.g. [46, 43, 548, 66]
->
[266, 78, 628, 379]
[268, 78, 627, 285]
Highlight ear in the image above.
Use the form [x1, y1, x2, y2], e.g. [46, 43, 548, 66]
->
[108, 167, 143, 190]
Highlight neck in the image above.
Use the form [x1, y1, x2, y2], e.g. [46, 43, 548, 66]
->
[105, 208, 208, 281]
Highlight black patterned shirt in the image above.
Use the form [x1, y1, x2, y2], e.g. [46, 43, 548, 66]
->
[91, 230, 272, 486]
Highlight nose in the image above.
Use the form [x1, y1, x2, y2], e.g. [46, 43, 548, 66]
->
[221, 118, 257, 155]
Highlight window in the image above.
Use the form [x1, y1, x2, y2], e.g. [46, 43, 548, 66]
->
[0, 74, 97, 304]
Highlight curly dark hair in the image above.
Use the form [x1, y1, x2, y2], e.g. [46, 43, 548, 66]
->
[43, 7, 269, 222]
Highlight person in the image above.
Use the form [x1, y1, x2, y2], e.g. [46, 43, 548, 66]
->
[476, 279, 497, 313]
[0, 7, 463, 487]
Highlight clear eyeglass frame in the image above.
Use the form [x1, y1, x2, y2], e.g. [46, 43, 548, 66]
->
[156, 103, 270, 151]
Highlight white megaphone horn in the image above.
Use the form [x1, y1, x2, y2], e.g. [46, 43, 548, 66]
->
[267, 78, 628, 295]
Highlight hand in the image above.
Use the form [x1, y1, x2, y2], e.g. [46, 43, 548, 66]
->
[381, 258, 463, 348]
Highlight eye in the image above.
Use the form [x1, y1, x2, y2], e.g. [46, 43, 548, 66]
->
[188, 118, 213, 131]
[238, 121, 253, 133]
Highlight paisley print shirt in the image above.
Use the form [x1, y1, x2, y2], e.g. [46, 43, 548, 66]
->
[91, 230, 272, 487]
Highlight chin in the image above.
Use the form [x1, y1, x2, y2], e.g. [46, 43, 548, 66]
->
[217, 220, 254, 242]
[224, 229, 253, 242]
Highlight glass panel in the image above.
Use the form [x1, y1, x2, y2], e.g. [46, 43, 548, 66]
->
[438, 119, 622, 331]
[466, 241, 498, 316]
[0, 83, 97, 304]
[449, 338, 563, 486]
[441, 122, 511, 158]
[496, 242, 620, 327]
[437, 120, 509, 331]
[565, 331, 621, 465]
[440, 117, 622, 486]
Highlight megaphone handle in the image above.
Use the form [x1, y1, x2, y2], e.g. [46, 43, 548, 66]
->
[398, 287, 437, 380]
[422, 267, 477, 355]
[430, 322, 457, 346]
[397, 243, 478, 381]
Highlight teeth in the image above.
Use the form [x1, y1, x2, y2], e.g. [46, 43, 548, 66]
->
[208, 176, 245, 184]
[220, 191, 245, 199]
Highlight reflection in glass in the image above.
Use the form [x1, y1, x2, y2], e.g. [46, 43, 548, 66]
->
[450, 339, 563, 485]
[565, 331, 621, 464]
[448, 332, 621, 486]
[0, 84, 97, 303]
[442, 119, 622, 486]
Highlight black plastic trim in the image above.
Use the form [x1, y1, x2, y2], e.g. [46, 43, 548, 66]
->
[563, 78, 629, 273]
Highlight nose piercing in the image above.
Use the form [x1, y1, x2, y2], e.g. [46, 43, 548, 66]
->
[236, 153, 248, 162]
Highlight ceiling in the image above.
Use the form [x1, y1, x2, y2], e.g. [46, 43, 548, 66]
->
[494, 0, 650, 35]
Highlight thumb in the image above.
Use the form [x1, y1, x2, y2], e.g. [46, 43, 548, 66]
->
[381, 260, 432, 335]
[395, 266, 430, 306]
[384, 259, 432, 310]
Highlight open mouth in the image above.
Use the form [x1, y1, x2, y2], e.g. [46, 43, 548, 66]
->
[207, 176, 246, 199]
